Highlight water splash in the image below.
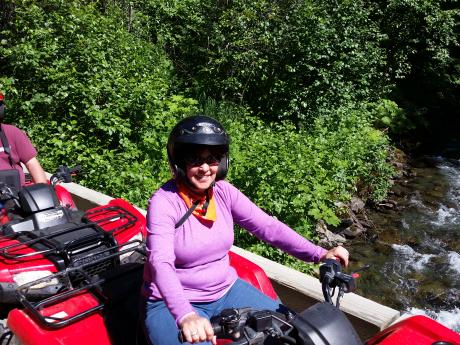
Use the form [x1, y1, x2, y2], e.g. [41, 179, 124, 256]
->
[448, 251, 460, 274]
[432, 159, 460, 226]
[408, 192, 429, 210]
[432, 204, 460, 226]
[391, 244, 435, 271]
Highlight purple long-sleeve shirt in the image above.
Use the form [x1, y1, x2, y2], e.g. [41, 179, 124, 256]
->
[142, 179, 327, 325]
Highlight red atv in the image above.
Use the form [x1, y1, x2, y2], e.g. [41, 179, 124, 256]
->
[3, 251, 460, 344]
[0, 166, 146, 338]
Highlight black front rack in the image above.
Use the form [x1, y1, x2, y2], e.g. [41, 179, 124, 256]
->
[0, 222, 113, 261]
[16, 240, 145, 329]
[0, 205, 140, 271]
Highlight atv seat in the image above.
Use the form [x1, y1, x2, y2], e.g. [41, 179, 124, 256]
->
[2, 184, 75, 233]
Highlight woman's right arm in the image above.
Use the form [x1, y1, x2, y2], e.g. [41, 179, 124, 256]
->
[147, 192, 216, 343]
[146, 193, 196, 324]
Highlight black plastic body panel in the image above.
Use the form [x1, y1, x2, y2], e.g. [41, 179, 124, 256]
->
[18, 183, 59, 214]
[292, 302, 362, 345]
[0, 281, 18, 303]
[3, 207, 72, 233]
[0, 169, 21, 192]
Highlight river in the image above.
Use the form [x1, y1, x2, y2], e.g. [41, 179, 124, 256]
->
[348, 147, 460, 333]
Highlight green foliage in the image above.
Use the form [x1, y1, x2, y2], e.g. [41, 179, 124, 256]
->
[367, 0, 460, 136]
[113, 0, 459, 135]
[0, 0, 198, 207]
[369, 0, 457, 78]
[137, 0, 390, 124]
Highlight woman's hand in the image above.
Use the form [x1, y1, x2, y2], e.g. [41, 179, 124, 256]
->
[180, 312, 216, 345]
[321, 246, 350, 267]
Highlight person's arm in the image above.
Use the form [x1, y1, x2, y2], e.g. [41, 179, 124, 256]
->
[147, 191, 216, 344]
[12, 126, 47, 184]
[24, 157, 47, 184]
[224, 181, 349, 266]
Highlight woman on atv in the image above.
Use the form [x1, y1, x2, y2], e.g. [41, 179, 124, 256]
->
[142, 115, 349, 345]
[0, 92, 47, 187]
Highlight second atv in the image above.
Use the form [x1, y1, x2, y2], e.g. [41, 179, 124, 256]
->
[0, 166, 146, 315]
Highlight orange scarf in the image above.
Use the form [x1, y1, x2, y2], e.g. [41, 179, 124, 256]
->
[177, 181, 217, 223]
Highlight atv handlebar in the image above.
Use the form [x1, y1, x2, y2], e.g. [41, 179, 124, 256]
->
[0, 165, 80, 200]
[320, 259, 370, 308]
[0, 165, 81, 212]
[179, 308, 294, 345]
[178, 260, 369, 345]
[49, 165, 81, 186]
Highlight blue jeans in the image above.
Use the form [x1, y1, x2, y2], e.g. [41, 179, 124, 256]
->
[141, 279, 287, 345]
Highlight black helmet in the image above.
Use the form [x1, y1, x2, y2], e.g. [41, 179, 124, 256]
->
[167, 115, 230, 181]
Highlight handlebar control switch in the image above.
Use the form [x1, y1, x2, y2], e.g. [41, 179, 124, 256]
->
[219, 308, 244, 338]
[248, 310, 272, 332]
[335, 272, 356, 293]
[243, 326, 265, 345]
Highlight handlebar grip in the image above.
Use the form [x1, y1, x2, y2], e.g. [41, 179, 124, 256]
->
[178, 333, 248, 345]
[178, 325, 224, 344]
[212, 324, 222, 336]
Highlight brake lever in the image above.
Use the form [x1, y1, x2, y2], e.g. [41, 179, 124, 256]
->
[351, 263, 371, 279]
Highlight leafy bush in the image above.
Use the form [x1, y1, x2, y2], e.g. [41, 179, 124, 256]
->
[138, 0, 390, 125]
[0, 0, 198, 206]
[110, 0, 459, 135]
[367, 0, 460, 137]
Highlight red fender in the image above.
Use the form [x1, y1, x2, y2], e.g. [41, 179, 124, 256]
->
[54, 184, 77, 210]
[7, 295, 110, 345]
[228, 251, 278, 300]
[366, 314, 460, 345]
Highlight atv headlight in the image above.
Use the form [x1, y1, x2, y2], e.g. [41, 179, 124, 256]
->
[13, 270, 59, 289]
[119, 232, 143, 262]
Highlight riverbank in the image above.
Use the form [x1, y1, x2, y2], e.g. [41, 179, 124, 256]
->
[315, 147, 412, 246]
[340, 150, 460, 333]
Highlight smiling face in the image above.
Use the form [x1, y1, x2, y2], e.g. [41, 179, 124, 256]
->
[184, 148, 221, 194]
